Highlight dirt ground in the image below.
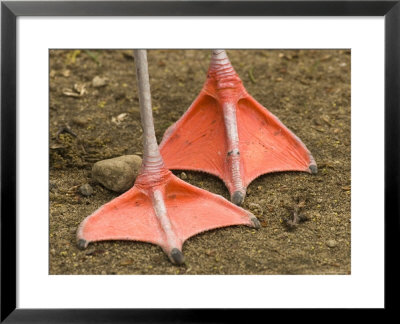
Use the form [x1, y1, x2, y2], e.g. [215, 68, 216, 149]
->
[49, 49, 351, 275]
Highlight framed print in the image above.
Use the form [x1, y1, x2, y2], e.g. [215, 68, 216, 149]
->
[1, 0, 398, 321]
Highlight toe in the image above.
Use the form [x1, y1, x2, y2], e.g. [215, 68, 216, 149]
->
[170, 248, 185, 265]
[232, 191, 245, 206]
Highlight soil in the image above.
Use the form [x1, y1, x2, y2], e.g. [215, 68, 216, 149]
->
[49, 49, 351, 275]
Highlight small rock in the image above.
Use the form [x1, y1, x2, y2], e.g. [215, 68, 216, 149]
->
[248, 203, 263, 216]
[111, 113, 128, 125]
[92, 155, 142, 192]
[79, 183, 93, 196]
[180, 172, 187, 180]
[120, 259, 133, 266]
[85, 247, 96, 256]
[72, 116, 88, 127]
[326, 239, 337, 248]
[63, 83, 86, 97]
[92, 76, 108, 88]
[62, 69, 71, 77]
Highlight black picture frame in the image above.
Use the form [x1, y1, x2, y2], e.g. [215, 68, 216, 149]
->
[1, 0, 398, 322]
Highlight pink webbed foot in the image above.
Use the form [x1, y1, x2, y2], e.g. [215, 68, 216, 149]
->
[160, 50, 317, 205]
[77, 170, 259, 264]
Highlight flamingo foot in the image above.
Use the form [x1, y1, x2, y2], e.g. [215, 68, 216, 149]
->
[160, 50, 317, 205]
[77, 169, 259, 264]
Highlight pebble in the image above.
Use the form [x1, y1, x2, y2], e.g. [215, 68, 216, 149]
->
[92, 155, 142, 192]
[85, 247, 96, 256]
[248, 203, 263, 216]
[62, 69, 71, 77]
[92, 76, 108, 88]
[79, 183, 93, 196]
[72, 116, 88, 127]
[326, 239, 337, 248]
[120, 259, 133, 266]
[180, 172, 187, 180]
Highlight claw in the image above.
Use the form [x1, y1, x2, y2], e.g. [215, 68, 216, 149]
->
[170, 248, 185, 265]
[160, 50, 317, 205]
[248, 213, 261, 229]
[309, 164, 318, 175]
[77, 238, 88, 250]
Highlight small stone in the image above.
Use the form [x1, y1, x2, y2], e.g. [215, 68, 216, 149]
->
[326, 239, 337, 248]
[92, 76, 108, 88]
[85, 247, 96, 256]
[101, 270, 107, 275]
[79, 183, 93, 196]
[62, 69, 71, 77]
[72, 116, 88, 127]
[111, 113, 128, 125]
[180, 172, 187, 180]
[120, 259, 133, 266]
[92, 155, 142, 192]
[248, 203, 263, 216]
[50, 248, 56, 255]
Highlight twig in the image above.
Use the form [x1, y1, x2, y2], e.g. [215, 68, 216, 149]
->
[56, 124, 77, 138]
[248, 67, 257, 83]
